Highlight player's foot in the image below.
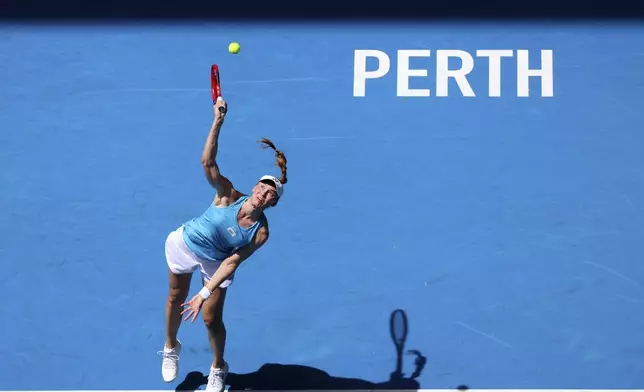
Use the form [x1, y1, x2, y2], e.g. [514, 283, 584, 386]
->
[158, 340, 182, 383]
[206, 362, 228, 392]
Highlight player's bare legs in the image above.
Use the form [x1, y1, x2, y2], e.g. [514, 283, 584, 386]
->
[202, 285, 228, 392]
[159, 270, 192, 382]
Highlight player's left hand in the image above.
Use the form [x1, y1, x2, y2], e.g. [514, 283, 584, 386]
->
[181, 294, 205, 323]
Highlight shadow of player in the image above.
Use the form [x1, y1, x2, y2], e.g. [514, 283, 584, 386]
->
[176, 309, 428, 391]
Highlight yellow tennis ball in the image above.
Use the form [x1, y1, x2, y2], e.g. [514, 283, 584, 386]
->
[228, 42, 240, 54]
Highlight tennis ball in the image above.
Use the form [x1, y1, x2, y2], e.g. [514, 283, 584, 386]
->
[228, 42, 240, 54]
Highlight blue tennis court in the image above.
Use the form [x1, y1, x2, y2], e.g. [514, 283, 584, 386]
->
[1, 22, 644, 391]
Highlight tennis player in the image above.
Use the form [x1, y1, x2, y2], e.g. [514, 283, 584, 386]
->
[158, 97, 287, 392]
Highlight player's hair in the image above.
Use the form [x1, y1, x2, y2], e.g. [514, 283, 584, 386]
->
[259, 138, 288, 184]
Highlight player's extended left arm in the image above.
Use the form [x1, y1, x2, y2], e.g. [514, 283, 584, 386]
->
[201, 227, 269, 295]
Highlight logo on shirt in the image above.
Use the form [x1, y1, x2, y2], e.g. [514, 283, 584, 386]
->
[227, 227, 237, 237]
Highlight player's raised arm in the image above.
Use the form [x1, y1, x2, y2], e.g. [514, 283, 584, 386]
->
[201, 98, 237, 200]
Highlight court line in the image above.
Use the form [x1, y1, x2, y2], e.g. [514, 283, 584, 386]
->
[228, 76, 331, 84]
[455, 321, 514, 349]
[286, 136, 358, 141]
[583, 260, 642, 289]
[81, 77, 332, 95]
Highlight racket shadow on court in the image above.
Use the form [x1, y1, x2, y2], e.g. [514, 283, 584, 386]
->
[175, 309, 427, 391]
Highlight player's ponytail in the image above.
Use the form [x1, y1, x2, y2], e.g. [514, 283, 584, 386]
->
[259, 138, 288, 184]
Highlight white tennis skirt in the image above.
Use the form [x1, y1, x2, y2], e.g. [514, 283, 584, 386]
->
[164, 225, 234, 288]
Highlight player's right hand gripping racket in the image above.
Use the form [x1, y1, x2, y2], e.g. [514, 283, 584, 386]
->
[211, 64, 227, 114]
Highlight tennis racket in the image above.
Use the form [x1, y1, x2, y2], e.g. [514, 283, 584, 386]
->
[211, 64, 227, 114]
[390, 309, 408, 378]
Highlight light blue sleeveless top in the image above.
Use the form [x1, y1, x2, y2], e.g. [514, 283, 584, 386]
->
[182, 195, 264, 262]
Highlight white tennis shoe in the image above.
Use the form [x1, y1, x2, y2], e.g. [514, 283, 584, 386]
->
[158, 340, 182, 383]
[206, 362, 229, 392]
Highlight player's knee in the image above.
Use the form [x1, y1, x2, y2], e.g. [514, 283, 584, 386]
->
[168, 286, 188, 304]
[202, 311, 224, 331]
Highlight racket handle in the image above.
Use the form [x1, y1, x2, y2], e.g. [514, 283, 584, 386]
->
[215, 96, 227, 114]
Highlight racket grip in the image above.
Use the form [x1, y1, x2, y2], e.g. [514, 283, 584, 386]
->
[215, 96, 227, 114]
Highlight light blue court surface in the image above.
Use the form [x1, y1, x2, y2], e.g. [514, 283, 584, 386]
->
[2, 22, 644, 391]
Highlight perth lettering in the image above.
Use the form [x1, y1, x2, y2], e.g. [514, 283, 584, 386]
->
[353, 49, 554, 98]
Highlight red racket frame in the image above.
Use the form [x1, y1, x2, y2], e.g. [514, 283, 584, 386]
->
[211, 64, 222, 103]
